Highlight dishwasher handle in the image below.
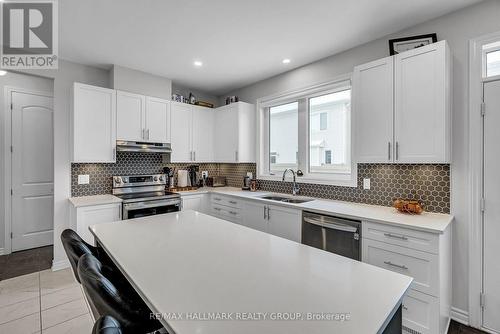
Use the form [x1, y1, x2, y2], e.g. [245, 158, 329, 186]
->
[303, 216, 358, 233]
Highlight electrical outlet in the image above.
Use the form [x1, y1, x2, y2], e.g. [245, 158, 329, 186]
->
[78, 175, 90, 185]
[201, 171, 208, 178]
[363, 178, 371, 190]
[246, 172, 253, 178]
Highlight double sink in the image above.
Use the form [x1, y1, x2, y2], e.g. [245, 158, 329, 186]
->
[258, 195, 314, 204]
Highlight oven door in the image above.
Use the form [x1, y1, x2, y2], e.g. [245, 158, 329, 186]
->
[122, 199, 181, 220]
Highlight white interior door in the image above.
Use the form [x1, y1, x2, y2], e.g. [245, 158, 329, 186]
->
[11, 91, 54, 251]
[483, 79, 500, 333]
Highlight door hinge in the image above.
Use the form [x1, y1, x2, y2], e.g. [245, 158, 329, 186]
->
[481, 102, 486, 117]
[481, 198, 486, 212]
[480, 292, 486, 308]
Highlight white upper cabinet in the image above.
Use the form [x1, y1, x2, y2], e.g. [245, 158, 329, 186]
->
[170, 102, 193, 162]
[145, 97, 170, 143]
[353, 57, 394, 163]
[72, 83, 116, 163]
[394, 40, 451, 163]
[214, 102, 256, 163]
[353, 40, 451, 164]
[116, 91, 145, 142]
[192, 105, 214, 162]
[117, 91, 170, 143]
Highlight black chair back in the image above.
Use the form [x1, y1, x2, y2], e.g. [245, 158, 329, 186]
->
[78, 254, 163, 334]
[60, 229, 97, 283]
[92, 315, 123, 334]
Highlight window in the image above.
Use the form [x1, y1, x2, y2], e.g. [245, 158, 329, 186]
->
[486, 50, 500, 77]
[309, 90, 351, 174]
[269, 102, 298, 172]
[258, 76, 355, 186]
[320, 112, 328, 130]
[483, 41, 500, 78]
[325, 150, 332, 164]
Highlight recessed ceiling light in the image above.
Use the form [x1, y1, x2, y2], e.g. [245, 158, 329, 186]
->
[0, 70, 7, 76]
[282, 58, 291, 64]
[194, 61, 203, 67]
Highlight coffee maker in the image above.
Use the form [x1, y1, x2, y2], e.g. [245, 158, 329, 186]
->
[188, 165, 199, 187]
[242, 176, 251, 190]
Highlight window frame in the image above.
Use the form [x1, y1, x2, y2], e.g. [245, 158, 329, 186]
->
[482, 41, 500, 79]
[256, 74, 357, 187]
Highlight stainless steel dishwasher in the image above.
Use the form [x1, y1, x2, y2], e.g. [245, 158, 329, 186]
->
[302, 211, 361, 260]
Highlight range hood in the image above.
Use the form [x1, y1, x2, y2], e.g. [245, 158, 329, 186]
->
[116, 141, 172, 153]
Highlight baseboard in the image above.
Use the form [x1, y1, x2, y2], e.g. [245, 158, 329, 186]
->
[51, 259, 70, 271]
[451, 307, 469, 326]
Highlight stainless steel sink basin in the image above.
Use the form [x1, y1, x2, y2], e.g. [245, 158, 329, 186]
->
[259, 195, 314, 204]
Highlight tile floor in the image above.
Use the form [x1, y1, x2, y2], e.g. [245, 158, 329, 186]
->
[0, 246, 53, 280]
[0, 268, 93, 334]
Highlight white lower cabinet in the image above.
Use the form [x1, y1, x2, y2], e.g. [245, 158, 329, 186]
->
[182, 194, 204, 212]
[362, 221, 451, 334]
[69, 203, 122, 246]
[242, 201, 301, 242]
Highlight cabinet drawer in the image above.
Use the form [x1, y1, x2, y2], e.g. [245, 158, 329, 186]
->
[211, 204, 242, 224]
[402, 289, 439, 334]
[363, 221, 438, 254]
[362, 238, 438, 296]
[211, 195, 242, 209]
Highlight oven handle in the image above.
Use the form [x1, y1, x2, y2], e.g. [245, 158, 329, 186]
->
[303, 217, 358, 233]
[123, 200, 181, 210]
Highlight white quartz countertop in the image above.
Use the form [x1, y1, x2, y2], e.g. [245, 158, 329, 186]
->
[90, 211, 412, 334]
[68, 194, 122, 207]
[179, 187, 453, 233]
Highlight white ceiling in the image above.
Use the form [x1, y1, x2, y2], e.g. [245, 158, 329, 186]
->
[60, 0, 481, 96]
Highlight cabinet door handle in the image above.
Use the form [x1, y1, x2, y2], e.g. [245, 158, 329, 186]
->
[402, 304, 408, 311]
[266, 206, 270, 220]
[383, 261, 408, 270]
[193, 151, 196, 161]
[229, 211, 238, 215]
[263, 206, 267, 219]
[388, 142, 391, 161]
[229, 200, 237, 204]
[142, 128, 145, 140]
[113, 148, 116, 161]
[147, 129, 150, 140]
[395, 142, 399, 160]
[214, 197, 221, 201]
[235, 151, 238, 161]
[214, 207, 221, 211]
[384, 233, 408, 241]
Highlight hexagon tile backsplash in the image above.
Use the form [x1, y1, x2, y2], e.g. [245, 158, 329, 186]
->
[71, 153, 450, 214]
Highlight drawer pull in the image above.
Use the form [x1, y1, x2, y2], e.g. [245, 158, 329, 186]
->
[229, 211, 238, 215]
[214, 198, 222, 201]
[214, 208, 222, 211]
[229, 200, 237, 204]
[402, 304, 408, 311]
[384, 233, 408, 241]
[383, 261, 408, 270]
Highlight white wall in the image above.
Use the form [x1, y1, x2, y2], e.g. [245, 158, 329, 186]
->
[222, 0, 500, 315]
[20, 60, 109, 268]
[110, 65, 171, 99]
[0, 72, 54, 253]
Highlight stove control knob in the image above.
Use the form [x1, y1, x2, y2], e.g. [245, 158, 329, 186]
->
[154, 176, 159, 181]
[123, 178, 128, 183]
[159, 175, 165, 181]
[114, 177, 122, 184]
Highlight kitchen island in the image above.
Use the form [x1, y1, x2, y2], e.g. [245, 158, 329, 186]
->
[90, 210, 412, 334]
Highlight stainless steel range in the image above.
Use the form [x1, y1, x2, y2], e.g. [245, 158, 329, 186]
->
[112, 174, 181, 220]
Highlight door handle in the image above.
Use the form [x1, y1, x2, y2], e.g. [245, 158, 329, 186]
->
[383, 261, 408, 270]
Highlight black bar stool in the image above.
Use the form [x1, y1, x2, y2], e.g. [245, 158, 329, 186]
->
[78, 253, 164, 334]
[92, 315, 123, 334]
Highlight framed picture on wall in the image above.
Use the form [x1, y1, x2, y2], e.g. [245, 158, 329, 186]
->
[388, 33, 438, 55]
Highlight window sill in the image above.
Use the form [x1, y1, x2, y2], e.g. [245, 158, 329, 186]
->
[257, 174, 358, 188]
